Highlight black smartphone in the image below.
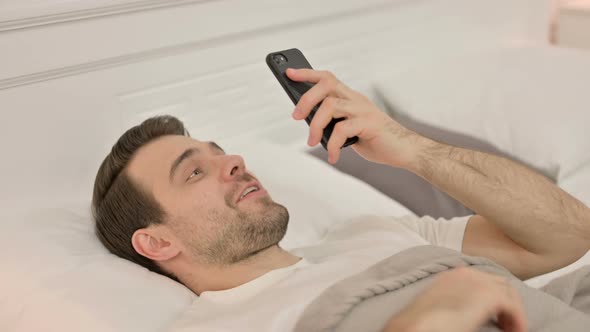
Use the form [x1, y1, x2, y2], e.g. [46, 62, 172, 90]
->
[266, 48, 358, 150]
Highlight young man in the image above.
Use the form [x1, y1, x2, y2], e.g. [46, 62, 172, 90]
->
[92, 68, 589, 331]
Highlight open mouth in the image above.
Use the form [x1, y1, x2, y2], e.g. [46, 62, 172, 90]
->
[240, 185, 260, 200]
[236, 182, 267, 203]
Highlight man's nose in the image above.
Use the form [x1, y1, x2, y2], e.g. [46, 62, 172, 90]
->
[219, 155, 246, 181]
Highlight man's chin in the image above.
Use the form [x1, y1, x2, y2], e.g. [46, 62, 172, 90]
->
[247, 242, 279, 258]
[240, 195, 281, 210]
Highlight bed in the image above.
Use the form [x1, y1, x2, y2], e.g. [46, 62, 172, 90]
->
[2, 0, 589, 331]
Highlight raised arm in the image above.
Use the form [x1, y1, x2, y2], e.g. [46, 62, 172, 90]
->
[286, 68, 590, 279]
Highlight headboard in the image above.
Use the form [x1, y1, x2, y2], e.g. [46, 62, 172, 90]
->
[0, 0, 551, 209]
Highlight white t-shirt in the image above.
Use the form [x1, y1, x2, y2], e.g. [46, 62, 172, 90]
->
[169, 214, 471, 332]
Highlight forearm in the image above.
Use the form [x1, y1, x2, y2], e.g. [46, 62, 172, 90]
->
[401, 136, 590, 260]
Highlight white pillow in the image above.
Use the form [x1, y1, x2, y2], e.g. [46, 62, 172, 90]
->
[1, 205, 195, 332]
[0, 140, 411, 332]
[374, 45, 590, 188]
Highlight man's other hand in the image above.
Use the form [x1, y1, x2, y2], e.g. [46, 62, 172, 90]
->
[382, 267, 528, 332]
[286, 68, 421, 166]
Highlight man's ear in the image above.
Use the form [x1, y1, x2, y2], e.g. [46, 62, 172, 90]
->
[131, 227, 181, 262]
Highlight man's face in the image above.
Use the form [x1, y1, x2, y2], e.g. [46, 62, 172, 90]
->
[126, 135, 289, 265]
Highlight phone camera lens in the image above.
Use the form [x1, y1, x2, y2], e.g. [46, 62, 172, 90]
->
[273, 54, 287, 65]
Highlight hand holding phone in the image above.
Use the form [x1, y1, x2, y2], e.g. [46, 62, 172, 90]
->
[266, 48, 359, 151]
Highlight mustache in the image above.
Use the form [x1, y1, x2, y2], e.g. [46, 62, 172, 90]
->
[235, 173, 256, 183]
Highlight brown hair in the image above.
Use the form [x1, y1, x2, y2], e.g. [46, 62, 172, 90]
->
[92, 115, 189, 282]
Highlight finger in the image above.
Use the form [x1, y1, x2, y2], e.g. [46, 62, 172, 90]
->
[498, 311, 527, 332]
[327, 119, 360, 164]
[287, 69, 352, 117]
[293, 82, 352, 122]
[497, 301, 528, 332]
[286, 68, 331, 84]
[308, 97, 351, 146]
[496, 285, 528, 332]
[292, 79, 333, 121]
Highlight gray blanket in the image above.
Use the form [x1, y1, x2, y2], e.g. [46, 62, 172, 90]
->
[293, 246, 590, 332]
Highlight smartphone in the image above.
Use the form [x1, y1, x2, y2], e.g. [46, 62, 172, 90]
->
[266, 48, 358, 150]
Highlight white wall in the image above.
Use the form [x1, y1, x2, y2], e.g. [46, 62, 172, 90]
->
[0, 0, 552, 209]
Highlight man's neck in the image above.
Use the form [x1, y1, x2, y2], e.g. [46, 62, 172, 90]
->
[184, 245, 301, 295]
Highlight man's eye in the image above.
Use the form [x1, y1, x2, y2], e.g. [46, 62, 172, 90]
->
[187, 168, 202, 181]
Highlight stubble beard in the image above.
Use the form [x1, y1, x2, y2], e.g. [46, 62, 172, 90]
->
[198, 195, 289, 265]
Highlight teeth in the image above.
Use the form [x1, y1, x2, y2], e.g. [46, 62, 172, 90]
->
[240, 186, 259, 199]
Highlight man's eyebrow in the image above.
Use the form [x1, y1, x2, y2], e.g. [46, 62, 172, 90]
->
[169, 147, 199, 182]
[208, 141, 225, 153]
